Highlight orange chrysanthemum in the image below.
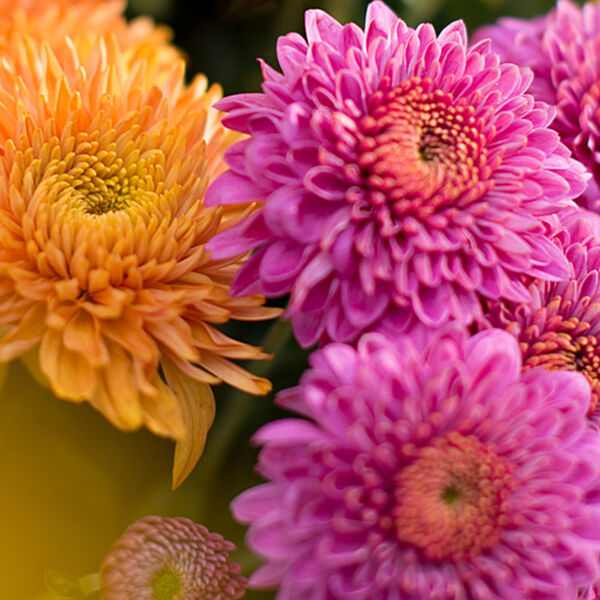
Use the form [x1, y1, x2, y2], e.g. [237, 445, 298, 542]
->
[0, 0, 176, 61]
[0, 35, 280, 486]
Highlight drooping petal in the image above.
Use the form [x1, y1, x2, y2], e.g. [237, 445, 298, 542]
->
[161, 358, 216, 489]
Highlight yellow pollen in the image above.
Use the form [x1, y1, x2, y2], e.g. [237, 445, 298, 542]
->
[152, 567, 181, 600]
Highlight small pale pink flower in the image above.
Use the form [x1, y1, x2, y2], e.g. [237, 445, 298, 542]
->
[205, 1, 586, 346]
[100, 516, 247, 599]
[233, 329, 600, 599]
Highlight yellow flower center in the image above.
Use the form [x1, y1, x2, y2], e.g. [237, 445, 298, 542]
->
[62, 150, 141, 215]
[34, 130, 169, 219]
[9, 114, 201, 294]
[152, 567, 181, 600]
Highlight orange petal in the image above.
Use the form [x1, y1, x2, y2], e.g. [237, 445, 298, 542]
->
[0, 302, 45, 361]
[145, 317, 198, 362]
[63, 309, 109, 367]
[40, 329, 97, 400]
[200, 352, 272, 396]
[89, 343, 144, 431]
[190, 321, 271, 360]
[139, 373, 185, 441]
[164, 350, 221, 385]
[226, 304, 283, 321]
[101, 309, 157, 362]
[20, 347, 49, 388]
[161, 358, 215, 489]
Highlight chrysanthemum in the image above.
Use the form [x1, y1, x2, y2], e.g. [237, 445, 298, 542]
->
[100, 516, 247, 600]
[0, 0, 176, 62]
[0, 35, 280, 486]
[233, 329, 600, 599]
[474, 0, 600, 211]
[484, 208, 600, 421]
[204, 0, 586, 346]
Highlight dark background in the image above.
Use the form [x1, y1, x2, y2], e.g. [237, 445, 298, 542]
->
[3, 1, 562, 598]
[125, 0, 558, 95]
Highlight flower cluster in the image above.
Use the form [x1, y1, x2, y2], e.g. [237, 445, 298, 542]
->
[212, 2, 600, 599]
[12, 0, 600, 599]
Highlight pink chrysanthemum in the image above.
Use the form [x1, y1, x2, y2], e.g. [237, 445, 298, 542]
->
[233, 329, 600, 599]
[205, 1, 586, 346]
[484, 208, 600, 421]
[100, 516, 247, 600]
[474, 0, 600, 211]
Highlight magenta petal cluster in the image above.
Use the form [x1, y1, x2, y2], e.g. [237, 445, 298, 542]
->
[474, 0, 600, 211]
[232, 329, 600, 599]
[484, 208, 600, 421]
[99, 516, 247, 600]
[205, 0, 586, 347]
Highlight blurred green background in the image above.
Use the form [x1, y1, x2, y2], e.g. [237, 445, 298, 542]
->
[3, 0, 563, 598]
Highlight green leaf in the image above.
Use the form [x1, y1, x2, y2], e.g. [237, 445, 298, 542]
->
[44, 570, 82, 598]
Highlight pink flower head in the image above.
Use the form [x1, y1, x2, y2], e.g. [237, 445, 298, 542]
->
[474, 0, 600, 211]
[205, 1, 586, 346]
[484, 208, 600, 422]
[233, 329, 600, 599]
[100, 516, 247, 599]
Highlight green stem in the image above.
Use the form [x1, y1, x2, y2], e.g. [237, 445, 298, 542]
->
[34, 570, 100, 599]
[79, 573, 101, 595]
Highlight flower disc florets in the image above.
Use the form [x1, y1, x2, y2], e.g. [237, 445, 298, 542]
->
[0, 35, 280, 485]
[100, 516, 247, 600]
[392, 431, 514, 562]
[475, 0, 600, 211]
[205, 0, 586, 346]
[233, 329, 600, 599]
[484, 209, 600, 420]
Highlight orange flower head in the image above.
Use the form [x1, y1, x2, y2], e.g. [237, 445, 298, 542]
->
[0, 35, 280, 487]
[0, 0, 178, 63]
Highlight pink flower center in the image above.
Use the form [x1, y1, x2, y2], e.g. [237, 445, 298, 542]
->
[347, 77, 493, 236]
[392, 431, 514, 562]
[523, 330, 600, 415]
